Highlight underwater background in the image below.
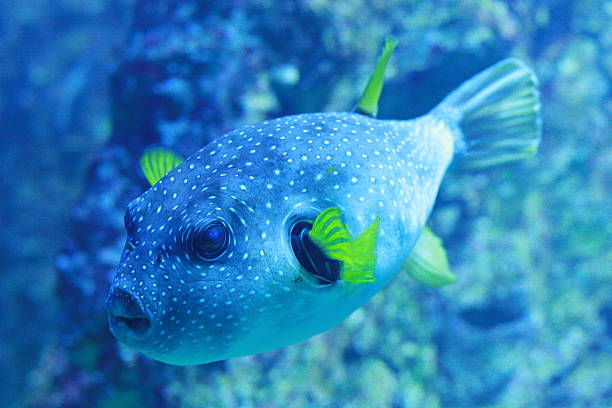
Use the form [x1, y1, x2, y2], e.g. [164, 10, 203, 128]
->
[1, 0, 610, 407]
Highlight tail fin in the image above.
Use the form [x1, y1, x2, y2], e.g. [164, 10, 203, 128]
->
[436, 58, 542, 169]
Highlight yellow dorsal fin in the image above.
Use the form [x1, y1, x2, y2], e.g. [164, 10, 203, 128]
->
[139, 148, 184, 186]
[308, 207, 380, 283]
[402, 226, 457, 287]
[354, 35, 398, 117]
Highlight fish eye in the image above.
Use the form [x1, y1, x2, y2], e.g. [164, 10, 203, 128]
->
[190, 220, 231, 261]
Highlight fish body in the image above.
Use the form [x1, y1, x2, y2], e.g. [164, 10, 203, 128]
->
[107, 57, 541, 365]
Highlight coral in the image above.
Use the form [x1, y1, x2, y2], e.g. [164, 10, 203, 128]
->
[2, 0, 609, 407]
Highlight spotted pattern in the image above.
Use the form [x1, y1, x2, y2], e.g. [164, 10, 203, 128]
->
[109, 111, 455, 365]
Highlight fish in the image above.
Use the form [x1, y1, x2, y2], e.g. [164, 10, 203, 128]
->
[106, 37, 542, 365]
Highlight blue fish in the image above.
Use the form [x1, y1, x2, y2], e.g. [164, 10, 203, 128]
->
[107, 37, 541, 365]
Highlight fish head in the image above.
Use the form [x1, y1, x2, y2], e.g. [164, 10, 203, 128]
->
[107, 144, 345, 365]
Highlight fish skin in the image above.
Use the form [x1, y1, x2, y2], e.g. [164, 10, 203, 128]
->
[110, 111, 456, 365]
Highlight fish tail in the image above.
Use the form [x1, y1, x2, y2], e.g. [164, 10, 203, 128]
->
[435, 58, 542, 169]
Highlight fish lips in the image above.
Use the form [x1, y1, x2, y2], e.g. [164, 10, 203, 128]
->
[106, 287, 153, 342]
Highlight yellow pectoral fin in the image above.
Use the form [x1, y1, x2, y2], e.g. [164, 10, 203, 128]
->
[307, 207, 380, 284]
[403, 226, 457, 287]
[338, 217, 380, 283]
[308, 207, 352, 244]
[140, 148, 184, 186]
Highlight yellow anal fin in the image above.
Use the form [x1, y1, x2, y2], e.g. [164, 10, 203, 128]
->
[308, 207, 380, 283]
[403, 226, 457, 287]
[140, 148, 184, 186]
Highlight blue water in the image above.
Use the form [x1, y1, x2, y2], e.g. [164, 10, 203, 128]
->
[1, 1, 609, 407]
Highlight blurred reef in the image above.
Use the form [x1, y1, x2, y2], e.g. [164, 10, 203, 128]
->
[1, 0, 610, 407]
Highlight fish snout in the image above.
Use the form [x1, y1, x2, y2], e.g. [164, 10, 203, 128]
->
[106, 287, 152, 339]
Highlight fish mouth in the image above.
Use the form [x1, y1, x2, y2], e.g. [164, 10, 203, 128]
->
[290, 221, 341, 285]
[106, 288, 152, 339]
[110, 314, 151, 335]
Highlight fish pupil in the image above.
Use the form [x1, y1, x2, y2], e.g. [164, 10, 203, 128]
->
[195, 221, 229, 259]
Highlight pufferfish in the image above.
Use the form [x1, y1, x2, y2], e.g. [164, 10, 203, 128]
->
[107, 37, 541, 365]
